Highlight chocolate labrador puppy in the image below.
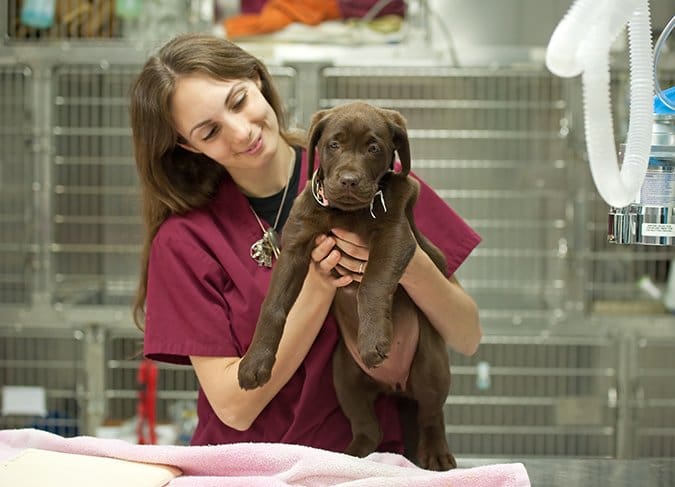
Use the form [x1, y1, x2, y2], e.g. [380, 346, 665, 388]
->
[238, 101, 455, 470]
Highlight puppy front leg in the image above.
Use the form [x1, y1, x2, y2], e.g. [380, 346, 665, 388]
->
[238, 250, 309, 390]
[357, 226, 416, 368]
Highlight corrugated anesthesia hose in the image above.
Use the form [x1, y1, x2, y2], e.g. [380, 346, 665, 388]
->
[546, 0, 654, 209]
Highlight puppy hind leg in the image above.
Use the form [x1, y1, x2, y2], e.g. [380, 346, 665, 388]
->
[416, 407, 455, 471]
[333, 340, 382, 457]
[397, 396, 420, 465]
[408, 331, 455, 470]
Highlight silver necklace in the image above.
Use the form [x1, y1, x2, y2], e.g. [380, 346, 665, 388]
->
[249, 150, 294, 267]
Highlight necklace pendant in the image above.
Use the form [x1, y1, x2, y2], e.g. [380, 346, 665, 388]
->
[250, 229, 281, 267]
[250, 238, 273, 267]
[248, 149, 293, 268]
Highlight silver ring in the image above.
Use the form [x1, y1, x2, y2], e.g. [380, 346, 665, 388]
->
[358, 262, 364, 274]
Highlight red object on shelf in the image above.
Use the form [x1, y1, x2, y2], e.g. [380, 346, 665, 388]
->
[225, 0, 341, 39]
[136, 359, 158, 445]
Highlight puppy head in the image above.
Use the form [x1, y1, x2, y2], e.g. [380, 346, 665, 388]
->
[306, 102, 410, 211]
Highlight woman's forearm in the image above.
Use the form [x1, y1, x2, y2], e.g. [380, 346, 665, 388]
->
[191, 265, 336, 430]
[400, 246, 482, 356]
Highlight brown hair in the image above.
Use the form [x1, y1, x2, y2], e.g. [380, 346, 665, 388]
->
[130, 33, 304, 330]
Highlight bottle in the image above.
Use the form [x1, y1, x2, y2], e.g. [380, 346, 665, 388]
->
[20, 0, 56, 29]
[476, 361, 491, 391]
[115, 0, 143, 19]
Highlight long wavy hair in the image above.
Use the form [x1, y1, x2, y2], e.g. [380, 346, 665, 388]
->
[130, 33, 304, 330]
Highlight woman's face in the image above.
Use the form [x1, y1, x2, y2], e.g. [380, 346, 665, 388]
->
[171, 73, 281, 171]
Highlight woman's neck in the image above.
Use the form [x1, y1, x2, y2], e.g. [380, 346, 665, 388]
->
[232, 141, 294, 198]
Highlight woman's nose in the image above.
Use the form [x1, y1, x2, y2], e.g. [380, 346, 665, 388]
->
[221, 113, 252, 146]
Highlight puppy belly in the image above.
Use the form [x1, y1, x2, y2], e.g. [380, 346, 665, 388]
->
[338, 310, 420, 392]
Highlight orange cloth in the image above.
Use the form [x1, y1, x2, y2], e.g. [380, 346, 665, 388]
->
[225, 0, 341, 39]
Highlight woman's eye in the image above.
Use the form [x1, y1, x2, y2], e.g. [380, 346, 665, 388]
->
[202, 126, 218, 141]
[232, 90, 247, 109]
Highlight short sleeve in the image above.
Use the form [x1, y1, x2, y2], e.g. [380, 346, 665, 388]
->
[143, 234, 237, 365]
[411, 172, 481, 276]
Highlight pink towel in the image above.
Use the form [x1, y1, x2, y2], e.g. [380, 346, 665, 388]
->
[0, 428, 530, 487]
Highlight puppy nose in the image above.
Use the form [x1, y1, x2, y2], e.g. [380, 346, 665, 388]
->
[339, 173, 359, 188]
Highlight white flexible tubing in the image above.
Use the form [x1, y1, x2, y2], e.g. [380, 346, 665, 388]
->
[546, 0, 654, 208]
[546, 0, 606, 78]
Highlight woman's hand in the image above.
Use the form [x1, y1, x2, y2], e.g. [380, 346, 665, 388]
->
[328, 228, 370, 282]
[308, 233, 354, 289]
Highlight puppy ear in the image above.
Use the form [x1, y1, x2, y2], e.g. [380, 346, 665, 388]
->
[307, 108, 331, 181]
[384, 109, 411, 176]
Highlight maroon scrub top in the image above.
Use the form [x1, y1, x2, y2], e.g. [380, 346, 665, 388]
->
[143, 148, 481, 450]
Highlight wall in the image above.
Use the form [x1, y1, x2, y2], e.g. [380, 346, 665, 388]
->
[428, 0, 675, 66]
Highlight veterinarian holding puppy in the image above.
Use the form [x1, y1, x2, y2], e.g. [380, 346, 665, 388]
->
[130, 33, 482, 452]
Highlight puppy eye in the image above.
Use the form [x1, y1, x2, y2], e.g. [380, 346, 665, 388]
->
[367, 143, 380, 154]
[328, 140, 340, 150]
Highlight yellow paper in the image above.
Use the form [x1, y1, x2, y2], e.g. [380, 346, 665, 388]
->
[0, 448, 181, 487]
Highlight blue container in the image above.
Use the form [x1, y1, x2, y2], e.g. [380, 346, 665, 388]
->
[20, 0, 56, 29]
[654, 86, 675, 115]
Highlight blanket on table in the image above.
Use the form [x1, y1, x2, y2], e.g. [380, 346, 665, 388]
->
[0, 428, 530, 487]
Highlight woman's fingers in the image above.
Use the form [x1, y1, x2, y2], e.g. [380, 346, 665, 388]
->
[330, 228, 368, 260]
[335, 263, 364, 283]
[330, 228, 369, 274]
[330, 227, 364, 245]
[331, 274, 354, 287]
[312, 232, 367, 286]
[320, 249, 342, 273]
[311, 234, 335, 263]
[323, 252, 353, 287]
[336, 256, 366, 275]
[311, 234, 353, 287]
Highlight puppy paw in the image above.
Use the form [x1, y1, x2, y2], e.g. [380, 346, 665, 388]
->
[344, 435, 379, 458]
[358, 335, 391, 368]
[237, 351, 275, 390]
[418, 434, 456, 471]
[418, 450, 457, 471]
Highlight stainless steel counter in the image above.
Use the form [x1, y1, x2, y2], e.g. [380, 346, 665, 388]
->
[461, 457, 675, 486]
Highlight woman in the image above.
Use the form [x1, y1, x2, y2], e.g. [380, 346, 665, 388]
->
[130, 32, 482, 452]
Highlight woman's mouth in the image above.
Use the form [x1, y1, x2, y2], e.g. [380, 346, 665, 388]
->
[243, 135, 263, 156]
